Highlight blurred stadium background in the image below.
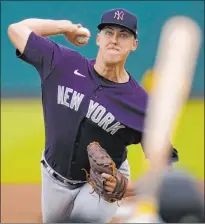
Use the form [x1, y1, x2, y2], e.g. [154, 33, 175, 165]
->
[1, 1, 204, 187]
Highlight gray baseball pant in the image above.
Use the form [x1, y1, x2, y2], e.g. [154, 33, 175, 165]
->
[40, 156, 130, 223]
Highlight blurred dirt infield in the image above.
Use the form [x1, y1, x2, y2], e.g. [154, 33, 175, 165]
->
[1, 181, 204, 223]
[1, 184, 42, 223]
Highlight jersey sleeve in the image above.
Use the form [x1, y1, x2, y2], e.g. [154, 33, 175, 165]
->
[169, 147, 179, 164]
[16, 31, 78, 82]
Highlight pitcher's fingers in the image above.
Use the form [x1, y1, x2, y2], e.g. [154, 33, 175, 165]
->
[104, 186, 114, 193]
[104, 180, 116, 188]
[75, 23, 82, 28]
[102, 173, 115, 182]
[109, 176, 116, 182]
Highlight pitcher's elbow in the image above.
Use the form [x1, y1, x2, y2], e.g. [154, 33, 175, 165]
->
[7, 23, 18, 39]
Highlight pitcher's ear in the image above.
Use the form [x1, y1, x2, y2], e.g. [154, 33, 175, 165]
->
[131, 39, 138, 51]
[96, 33, 100, 46]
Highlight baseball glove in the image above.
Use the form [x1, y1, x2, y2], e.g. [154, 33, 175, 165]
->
[82, 141, 128, 203]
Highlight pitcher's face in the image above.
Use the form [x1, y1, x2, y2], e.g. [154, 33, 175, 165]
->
[96, 26, 138, 64]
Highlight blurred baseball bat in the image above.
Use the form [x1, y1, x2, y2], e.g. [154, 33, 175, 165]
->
[142, 16, 201, 171]
[127, 16, 202, 223]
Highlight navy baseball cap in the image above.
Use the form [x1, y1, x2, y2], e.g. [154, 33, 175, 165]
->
[97, 8, 138, 39]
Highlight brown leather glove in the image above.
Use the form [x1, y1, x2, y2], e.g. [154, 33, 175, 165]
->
[85, 142, 128, 203]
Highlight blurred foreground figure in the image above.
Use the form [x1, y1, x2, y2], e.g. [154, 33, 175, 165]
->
[112, 170, 204, 223]
[158, 170, 204, 223]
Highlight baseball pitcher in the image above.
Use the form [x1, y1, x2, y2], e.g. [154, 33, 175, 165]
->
[8, 8, 178, 223]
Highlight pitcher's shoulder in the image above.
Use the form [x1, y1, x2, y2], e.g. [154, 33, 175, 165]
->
[130, 77, 149, 100]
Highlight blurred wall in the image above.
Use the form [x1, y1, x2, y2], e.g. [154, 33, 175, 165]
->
[2, 1, 204, 97]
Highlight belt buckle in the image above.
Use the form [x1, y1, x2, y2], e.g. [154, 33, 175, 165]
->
[63, 178, 74, 185]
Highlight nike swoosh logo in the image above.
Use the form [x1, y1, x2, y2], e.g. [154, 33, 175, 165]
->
[74, 69, 86, 77]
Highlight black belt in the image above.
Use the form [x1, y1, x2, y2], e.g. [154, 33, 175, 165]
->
[41, 160, 85, 190]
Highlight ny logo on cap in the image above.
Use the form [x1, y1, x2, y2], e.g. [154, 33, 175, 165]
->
[114, 10, 124, 20]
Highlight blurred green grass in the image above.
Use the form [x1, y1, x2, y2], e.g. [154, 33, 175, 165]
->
[1, 99, 204, 183]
